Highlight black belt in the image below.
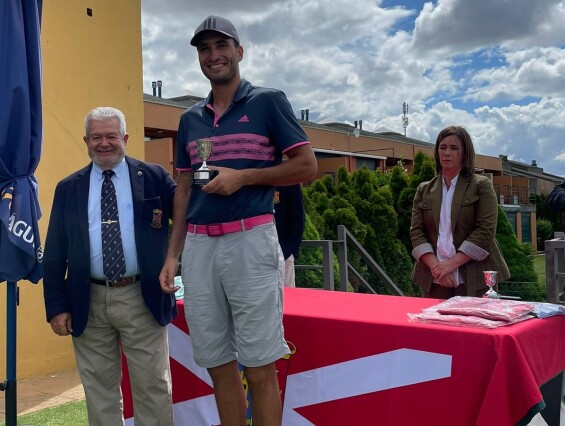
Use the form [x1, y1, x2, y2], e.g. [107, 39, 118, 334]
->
[91, 275, 140, 288]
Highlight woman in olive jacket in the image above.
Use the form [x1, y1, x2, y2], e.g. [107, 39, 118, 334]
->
[410, 126, 510, 298]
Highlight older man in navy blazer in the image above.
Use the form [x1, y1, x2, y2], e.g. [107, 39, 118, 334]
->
[43, 107, 176, 426]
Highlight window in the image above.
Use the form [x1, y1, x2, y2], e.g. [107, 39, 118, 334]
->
[521, 213, 531, 243]
[356, 158, 376, 170]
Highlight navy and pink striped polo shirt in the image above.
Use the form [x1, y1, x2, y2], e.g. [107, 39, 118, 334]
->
[176, 79, 310, 224]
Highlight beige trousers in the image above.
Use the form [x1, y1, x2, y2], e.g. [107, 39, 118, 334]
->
[73, 282, 173, 426]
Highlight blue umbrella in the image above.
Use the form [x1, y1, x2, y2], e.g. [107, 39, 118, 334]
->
[0, 1, 44, 425]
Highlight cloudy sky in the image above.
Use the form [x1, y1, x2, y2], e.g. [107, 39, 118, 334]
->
[141, 0, 565, 177]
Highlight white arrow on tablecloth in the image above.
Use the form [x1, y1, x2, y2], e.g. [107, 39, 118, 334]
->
[125, 323, 221, 426]
[282, 348, 452, 425]
[167, 323, 221, 425]
[168, 324, 215, 387]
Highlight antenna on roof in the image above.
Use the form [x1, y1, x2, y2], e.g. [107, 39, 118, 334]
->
[402, 102, 409, 137]
[353, 121, 360, 137]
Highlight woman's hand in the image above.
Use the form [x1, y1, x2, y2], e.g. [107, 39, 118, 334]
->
[436, 274, 457, 288]
[421, 253, 459, 287]
[431, 259, 457, 283]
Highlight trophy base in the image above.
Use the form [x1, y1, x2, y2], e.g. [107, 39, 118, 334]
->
[193, 170, 218, 187]
[483, 289, 500, 299]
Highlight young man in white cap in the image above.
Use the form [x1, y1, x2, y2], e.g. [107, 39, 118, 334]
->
[160, 15, 317, 426]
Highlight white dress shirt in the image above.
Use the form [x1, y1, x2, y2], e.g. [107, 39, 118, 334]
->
[435, 174, 462, 285]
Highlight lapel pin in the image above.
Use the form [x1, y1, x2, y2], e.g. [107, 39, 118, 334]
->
[137, 171, 143, 176]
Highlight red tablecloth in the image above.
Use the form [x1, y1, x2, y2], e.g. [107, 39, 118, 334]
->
[122, 288, 565, 425]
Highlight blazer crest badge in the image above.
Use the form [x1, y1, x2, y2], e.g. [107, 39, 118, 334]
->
[151, 209, 163, 229]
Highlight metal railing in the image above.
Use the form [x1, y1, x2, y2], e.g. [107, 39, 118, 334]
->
[544, 232, 565, 305]
[298, 240, 335, 290]
[296, 225, 404, 296]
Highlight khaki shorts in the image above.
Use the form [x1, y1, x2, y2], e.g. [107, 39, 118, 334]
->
[181, 222, 290, 368]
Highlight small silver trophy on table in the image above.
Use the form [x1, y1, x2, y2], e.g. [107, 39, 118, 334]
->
[483, 270, 500, 299]
[193, 139, 217, 186]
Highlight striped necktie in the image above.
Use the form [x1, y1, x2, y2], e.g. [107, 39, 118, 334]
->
[101, 170, 126, 281]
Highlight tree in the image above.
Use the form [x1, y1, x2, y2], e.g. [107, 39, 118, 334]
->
[303, 166, 418, 295]
[395, 153, 435, 251]
[410, 151, 436, 189]
[389, 165, 408, 210]
[295, 214, 326, 289]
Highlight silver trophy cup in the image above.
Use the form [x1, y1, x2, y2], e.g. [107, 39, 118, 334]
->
[483, 270, 499, 299]
[193, 139, 217, 186]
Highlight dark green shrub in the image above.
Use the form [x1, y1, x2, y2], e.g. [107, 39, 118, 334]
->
[302, 165, 416, 295]
[536, 218, 554, 251]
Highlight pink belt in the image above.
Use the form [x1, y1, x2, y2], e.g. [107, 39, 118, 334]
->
[187, 214, 273, 237]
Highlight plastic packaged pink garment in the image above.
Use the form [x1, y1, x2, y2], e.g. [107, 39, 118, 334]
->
[408, 296, 535, 328]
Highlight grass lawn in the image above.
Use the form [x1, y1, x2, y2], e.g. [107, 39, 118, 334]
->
[0, 400, 87, 426]
[533, 254, 546, 285]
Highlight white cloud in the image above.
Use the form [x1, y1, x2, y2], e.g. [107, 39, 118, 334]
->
[412, 0, 565, 55]
[465, 47, 565, 102]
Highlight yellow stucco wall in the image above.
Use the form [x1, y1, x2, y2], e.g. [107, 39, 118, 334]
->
[0, 0, 143, 378]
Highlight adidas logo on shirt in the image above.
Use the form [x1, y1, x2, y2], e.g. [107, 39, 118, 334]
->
[238, 115, 250, 123]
